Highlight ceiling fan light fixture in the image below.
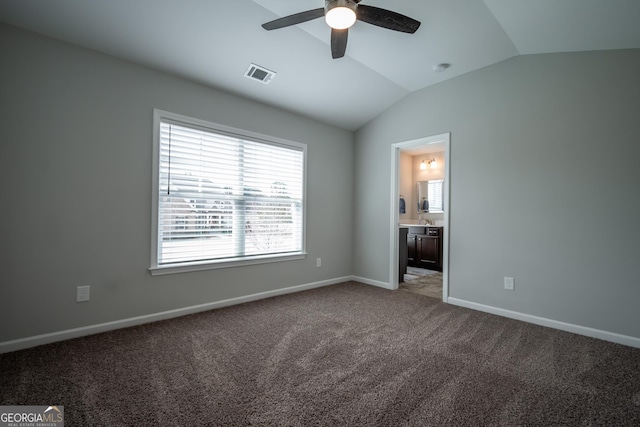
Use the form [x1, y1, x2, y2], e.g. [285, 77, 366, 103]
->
[325, 0, 357, 30]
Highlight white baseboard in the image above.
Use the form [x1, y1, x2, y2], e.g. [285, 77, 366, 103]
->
[447, 297, 640, 349]
[350, 275, 393, 290]
[13, 280, 631, 354]
[0, 276, 351, 354]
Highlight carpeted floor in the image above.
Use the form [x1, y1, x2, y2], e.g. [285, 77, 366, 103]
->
[401, 267, 443, 299]
[1, 281, 640, 426]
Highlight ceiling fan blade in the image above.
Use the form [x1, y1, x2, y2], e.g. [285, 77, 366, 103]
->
[262, 8, 325, 30]
[356, 5, 421, 34]
[331, 28, 348, 59]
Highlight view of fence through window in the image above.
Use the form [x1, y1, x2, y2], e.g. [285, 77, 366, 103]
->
[157, 121, 304, 265]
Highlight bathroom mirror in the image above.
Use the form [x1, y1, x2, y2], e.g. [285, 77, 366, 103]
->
[417, 179, 444, 213]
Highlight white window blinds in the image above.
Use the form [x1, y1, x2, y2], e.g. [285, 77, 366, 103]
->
[427, 180, 444, 212]
[155, 118, 304, 267]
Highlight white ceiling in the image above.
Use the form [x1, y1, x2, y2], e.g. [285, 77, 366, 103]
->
[1, 0, 640, 131]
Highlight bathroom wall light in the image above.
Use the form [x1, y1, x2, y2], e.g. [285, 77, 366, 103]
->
[420, 160, 427, 170]
[429, 159, 437, 169]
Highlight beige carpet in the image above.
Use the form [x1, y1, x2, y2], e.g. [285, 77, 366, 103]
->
[2, 281, 640, 426]
[401, 267, 443, 299]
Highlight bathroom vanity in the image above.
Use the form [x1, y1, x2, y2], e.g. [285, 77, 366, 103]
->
[405, 226, 443, 271]
[398, 227, 408, 282]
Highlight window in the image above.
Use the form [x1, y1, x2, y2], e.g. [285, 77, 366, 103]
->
[427, 179, 444, 213]
[150, 110, 306, 275]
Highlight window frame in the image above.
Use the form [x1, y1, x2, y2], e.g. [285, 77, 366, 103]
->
[149, 109, 307, 276]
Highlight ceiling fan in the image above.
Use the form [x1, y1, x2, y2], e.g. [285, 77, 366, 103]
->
[261, 0, 421, 59]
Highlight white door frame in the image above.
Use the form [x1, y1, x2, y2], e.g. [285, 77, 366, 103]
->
[389, 133, 451, 301]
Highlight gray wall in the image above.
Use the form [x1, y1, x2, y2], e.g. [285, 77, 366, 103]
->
[3, 20, 640, 345]
[355, 49, 640, 339]
[0, 23, 354, 342]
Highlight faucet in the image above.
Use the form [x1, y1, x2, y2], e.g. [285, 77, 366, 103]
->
[418, 213, 428, 225]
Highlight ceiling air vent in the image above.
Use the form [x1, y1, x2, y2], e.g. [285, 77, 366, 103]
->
[245, 63, 276, 84]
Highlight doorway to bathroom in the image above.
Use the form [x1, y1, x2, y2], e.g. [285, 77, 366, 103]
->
[389, 133, 450, 301]
[402, 266, 444, 299]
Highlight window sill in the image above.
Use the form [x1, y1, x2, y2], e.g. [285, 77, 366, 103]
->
[149, 252, 307, 276]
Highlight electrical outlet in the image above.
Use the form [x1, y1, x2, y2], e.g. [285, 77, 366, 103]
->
[504, 277, 515, 291]
[316, 258, 322, 268]
[76, 285, 90, 302]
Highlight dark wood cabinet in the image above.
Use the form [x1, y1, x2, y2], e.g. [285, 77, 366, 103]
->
[406, 226, 443, 271]
[399, 227, 408, 282]
[407, 232, 417, 265]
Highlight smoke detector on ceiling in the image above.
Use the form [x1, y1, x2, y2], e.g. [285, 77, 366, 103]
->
[432, 63, 450, 73]
[245, 63, 276, 84]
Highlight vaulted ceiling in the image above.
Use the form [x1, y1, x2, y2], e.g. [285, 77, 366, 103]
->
[1, 0, 640, 130]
